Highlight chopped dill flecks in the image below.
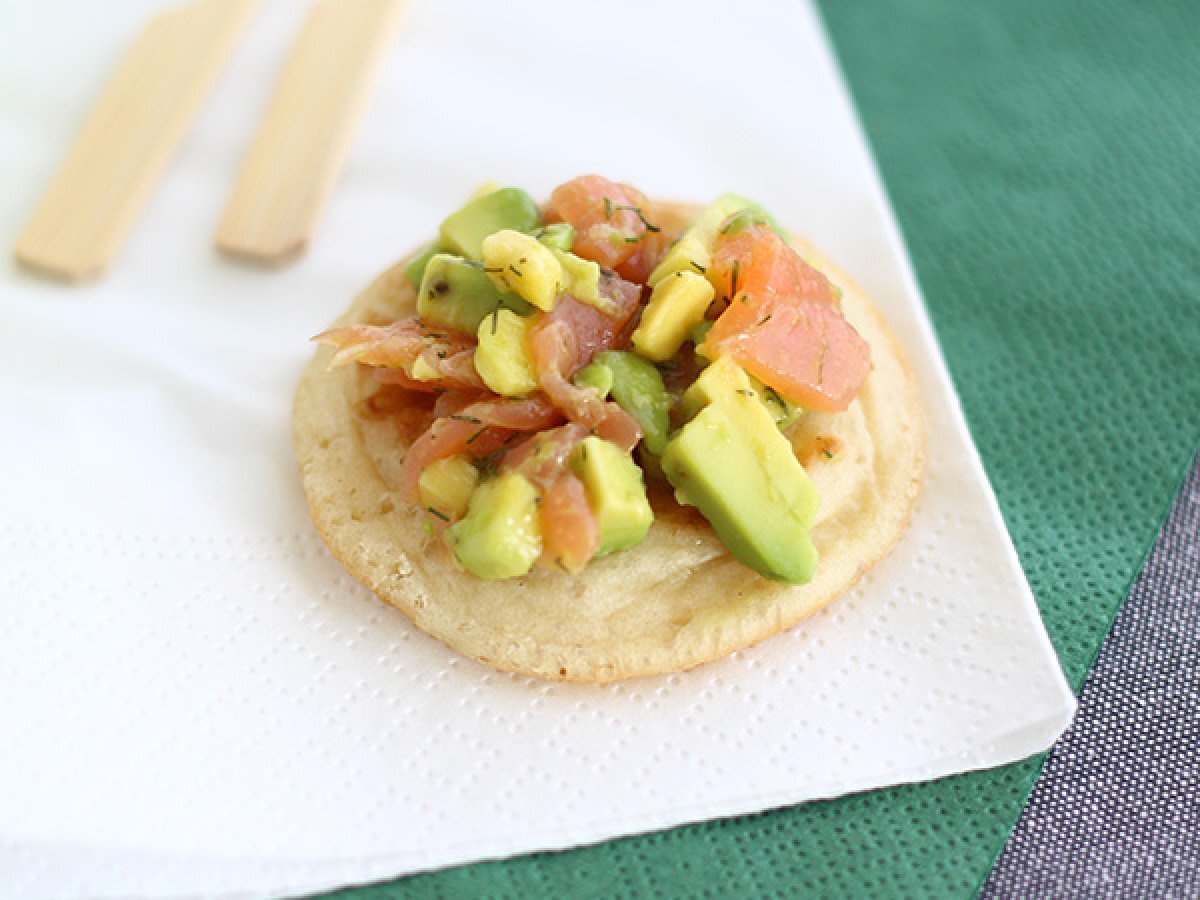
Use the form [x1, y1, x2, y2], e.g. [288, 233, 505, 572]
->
[613, 204, 661, 232]
[508, 264, 522, 277]
[603, 196, 614, 219]
[813, 434, 840, 461]
[466, 426, 488, 445]
[479, 446, 510, 476]
[449, 414, 482, 424]
[730, 259, 740, 297]
[690, 260, 707, 274]
[426, 507, 450, 522]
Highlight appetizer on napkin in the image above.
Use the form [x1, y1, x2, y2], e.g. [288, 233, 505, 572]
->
[294, 176, 923, 682]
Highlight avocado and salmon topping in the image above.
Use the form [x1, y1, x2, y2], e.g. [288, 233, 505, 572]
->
[315, 177, 871, 583]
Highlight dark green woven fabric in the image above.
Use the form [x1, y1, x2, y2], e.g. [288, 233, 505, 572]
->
[331, 2, 1200, 896]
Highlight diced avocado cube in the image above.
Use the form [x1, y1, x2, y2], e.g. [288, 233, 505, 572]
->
[535, 223, 575, 252]
[649, 233, 710, 290]
[714, 208, 768, 238]
[446, 473, 543, 579]
[552, 248, 601, 307]
[417, 253, 506, 333]
[631, 270, 715, 362]
[439, 187, 542, 261]
[576, 352, 670, 455]
[662, 402, 818, 583]
[570, 436, 654, 556]
[418, 455, 479, 521]
[405, 245, 440, 288]
[720, 193, 787, 237]
[573, 360, 615, 397]
[681, 357, 803, 432]
[680, 355, 749, 420]
[662, 358, 819, 583]
[481, 230, 563, 311]
[647, 192, 758, 287]
[475, 309, 538, 397]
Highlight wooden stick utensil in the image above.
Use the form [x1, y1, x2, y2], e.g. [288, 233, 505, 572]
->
[15, 0, 259, 283]
[214, 0, 407, 265]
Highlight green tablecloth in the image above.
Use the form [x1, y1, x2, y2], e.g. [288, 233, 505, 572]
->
[339, 1, 1200, 895]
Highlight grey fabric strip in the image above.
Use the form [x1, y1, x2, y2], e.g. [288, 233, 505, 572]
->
[980, 452, 1200, 898]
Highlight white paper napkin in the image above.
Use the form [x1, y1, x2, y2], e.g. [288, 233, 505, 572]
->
[0, 1, 1075, 896]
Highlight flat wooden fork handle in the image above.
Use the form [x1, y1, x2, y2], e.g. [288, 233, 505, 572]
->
[15, 0, 259, 283]
[215, 0, 407, 266]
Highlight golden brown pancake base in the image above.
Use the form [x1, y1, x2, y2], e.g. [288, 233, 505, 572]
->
[292, 203, 924, 683]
